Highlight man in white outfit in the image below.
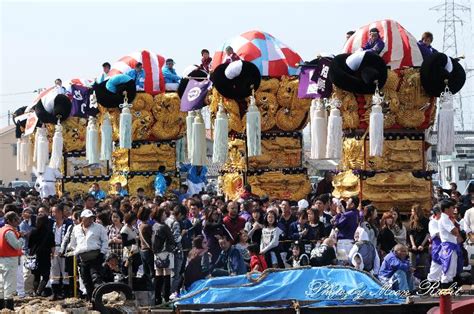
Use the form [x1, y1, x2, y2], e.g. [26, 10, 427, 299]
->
[427, 205, 443, 282]
[438, 200, 463, 288]
[0, 212, 24, 311]
[35, 166, 62, 198]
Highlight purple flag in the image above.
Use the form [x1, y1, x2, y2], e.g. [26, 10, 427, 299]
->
[70, 85, 98, 117]
[180, 79, 212, 112]
[298, 58, 333, 99]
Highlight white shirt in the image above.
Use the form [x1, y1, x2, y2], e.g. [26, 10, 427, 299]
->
[439, 213, 457, 244]
[69, 222, 108, 255]
[54, 223, 63, 246]
[429, 218, 440, 238]
[464, 207, 474, 234]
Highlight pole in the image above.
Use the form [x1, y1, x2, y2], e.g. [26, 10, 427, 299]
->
[439, 289, 452, 314]
[7, 111, 10, 126]
[73, 255, 78, 298]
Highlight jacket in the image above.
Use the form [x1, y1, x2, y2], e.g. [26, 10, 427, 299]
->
[162, 67, 181, 84]
[379, 251, 410, 279]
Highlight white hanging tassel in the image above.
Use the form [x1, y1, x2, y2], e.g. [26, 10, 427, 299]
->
[33, 128, 40, 162]
[36, 127, 49, 174]
[437, 84, 455, 155]
[326, 99, 343, 159]
[212, 103, 229, 163]
[119, 92, 132, 149]
[246, 94, 261, 157]
[21, 135, 32, 173]
[176, 138, 186, 163]
[100, 112, 113, 161]
[311, 99, 328, 159]
[86, 116, 99, 164]
[16, 138, 21, 171]
[49, 120, 63, 169]
[369, 86, 384, 157]
[191, 111, 207, 166]
[186, 111, 196, 161]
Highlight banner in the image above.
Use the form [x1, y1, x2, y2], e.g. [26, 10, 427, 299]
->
[298, 57, 333, 99]
[70, 84, 98, 117]
[180, 79, 212, 112]
[24, 112, 38, 136]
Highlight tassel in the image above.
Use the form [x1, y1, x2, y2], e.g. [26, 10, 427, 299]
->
[212, 103, 229, 163]
[326, 99, 343, 160]
[369, 87, 384, 157]
[49, 120, 63, 169]
[20, 135, 31, 173]
[437, 85, 455, 155]
[246, 94, 261, 157]
[36, 127, 49, 173]
[86, 116, 99, 164]
[33, 128, 40, 162]
[16, 138, 21, 171]
[119, 92, 132, 149]
[176, 138, 186, 163]
[191, 111, 207, 166]
[100, 113, 113, 161]
[186, 111, 196, 161]
[310, 99, 327, 159]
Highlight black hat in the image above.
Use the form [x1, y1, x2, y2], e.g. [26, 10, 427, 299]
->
[211, 60, 261, 100]
[177, 66, 208, 99]
[420, 52, 466, 96]
[369, 28, 380, 33]
[35, 93, 72, 124]
[12, 106, 27, 138]
[329, 51, 387, 94]
[93, 74, 137, 108]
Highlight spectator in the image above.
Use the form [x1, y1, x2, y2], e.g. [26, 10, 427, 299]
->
[249, 243, 267, 272]
[278, 200, 297, 257]
[162, 58, 181, 91]
[289, 210, 311, 241]
[138, 207, 154, 292]
[19, 208, 36, 296]
[408, 204, 430, 280]
[360, 205, 378, 248]
[137, 188, 146, 200]
[349, 227, 380, 274]
[203, 206, 224, 264]
[224, 46, 241, 63]
[306, 207, 324, 242]
[389, 207, 407, 245]
[235, 229, 250, 264]
[379, 244, 414, 292]
[199, 49, 212, 73]
[314, 196, 332, 237]
[239, 200, 252, 222]
[315, 172, 334, 196]
[184, 235, 211, 289]
[287, 241, 309, 267]
[101, 253, 121, 283]
[211, 234, 246, 276]
[245, 206, 264, 244]
[310, 238, 337, 266]
[378, 212, 398, 257]
[175, 184, 190, 204]
[166, 204, 187, 300]
[106, 211, 124, 263]
[121, 212, 141, 274]
[126, 62, 146, 91]
[223, 201, 246, 243]
[152, 206, 176, 304]
[260, 209, 284, 268]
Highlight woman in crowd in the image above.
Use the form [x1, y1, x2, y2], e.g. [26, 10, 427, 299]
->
[360, 205, 379, 248]
[286, 241, 309, 267]
[184, 235, 212, 290]
[107, 210, 124, 264]
[138, 207, 154, 291]
[389, 207, 407, 245]
[121, 212, 141, 274]
[202, 206, 224, 264]
[408, 204, 430, 280]
[152, 207, 176, 304]
[378, 212, 397, 257]
[307, 207, 324, 242]
[260, 209, 284, 268]
[235, 229, 251, 265]
[28, 214, 55, 296]
[245, 206, 264, 244]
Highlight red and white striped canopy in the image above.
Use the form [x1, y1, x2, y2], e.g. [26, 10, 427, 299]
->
[343, 19, 423, 69]
[109, 50, 166, 95]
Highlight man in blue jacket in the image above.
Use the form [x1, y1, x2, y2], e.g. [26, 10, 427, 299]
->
[363, 28, 385, 55]
[162, 58, 181, 91]
[211, 234, 247, 277]
[379, 244, 414, 291]
[126, 62, 146, 91]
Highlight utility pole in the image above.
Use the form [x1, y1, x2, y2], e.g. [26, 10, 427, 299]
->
[431, 0, 471, 130]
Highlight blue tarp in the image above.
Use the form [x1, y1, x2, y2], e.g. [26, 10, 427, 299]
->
[176, 267, 405, 307]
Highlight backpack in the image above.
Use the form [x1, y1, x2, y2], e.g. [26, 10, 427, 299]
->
[355, 241, 375, 272]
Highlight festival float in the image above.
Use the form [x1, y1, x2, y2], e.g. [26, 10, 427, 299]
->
[209, 30, 312, 201]
[311, 19, 467, 212]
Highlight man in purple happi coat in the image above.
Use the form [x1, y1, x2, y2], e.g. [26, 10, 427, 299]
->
[417, 31, 438, 60]
[363, 28, 385, 55]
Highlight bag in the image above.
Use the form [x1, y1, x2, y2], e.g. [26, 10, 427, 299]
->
[24, 255, 37, 271]
[155, 252, 171, 269]
[79, 249, 100, 263]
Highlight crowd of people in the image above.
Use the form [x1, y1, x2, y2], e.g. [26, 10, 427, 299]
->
[1, 175, 473, 310]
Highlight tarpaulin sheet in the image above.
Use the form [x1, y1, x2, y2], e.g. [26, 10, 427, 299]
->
[177, 266, 405, 307]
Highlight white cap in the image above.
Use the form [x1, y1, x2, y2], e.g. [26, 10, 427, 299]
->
[80, 209, 95, 218]
[298, 199, 309, 210]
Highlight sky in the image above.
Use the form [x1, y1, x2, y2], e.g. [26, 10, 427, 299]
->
[1, 0, 473, 128]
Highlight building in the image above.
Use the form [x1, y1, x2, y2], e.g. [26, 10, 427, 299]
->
[0, 125, 33, 186]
